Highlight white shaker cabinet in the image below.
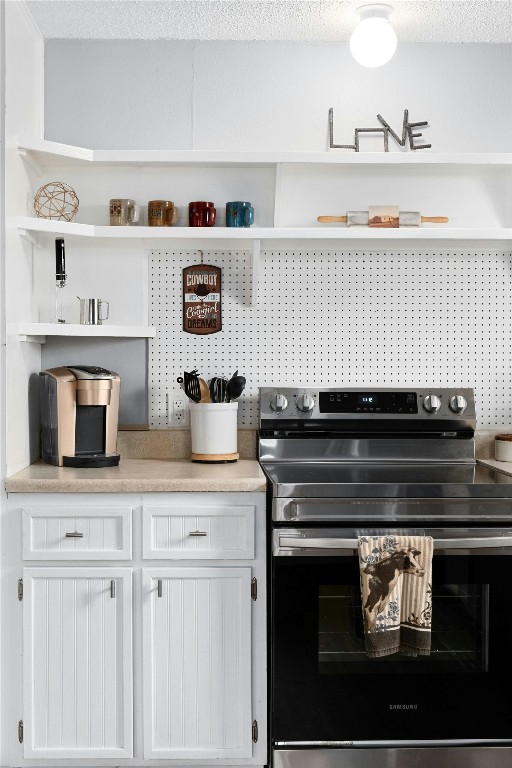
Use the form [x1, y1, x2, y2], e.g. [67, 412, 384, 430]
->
[22, 567, 133, 760]
[142, 568, 252, 759]
[6, 490, 266, 767]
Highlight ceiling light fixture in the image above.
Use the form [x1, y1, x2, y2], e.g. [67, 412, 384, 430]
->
[350, 4, 397, 68]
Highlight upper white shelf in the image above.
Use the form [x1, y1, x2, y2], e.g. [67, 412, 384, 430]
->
[18, 137, 512, 168]
[17, 217, 512, 245]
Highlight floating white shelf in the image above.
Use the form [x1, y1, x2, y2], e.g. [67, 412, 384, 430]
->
[17, 323, 156, 344]
[17, 217, 512, 243]
[18, 136, 512, 168]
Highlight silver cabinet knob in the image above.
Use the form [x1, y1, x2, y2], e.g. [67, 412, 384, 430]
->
[297, 394, 315, 413]
[449, 394, 467, 414]
[270, 393, 288, 412]
[423, 394, 442, 414]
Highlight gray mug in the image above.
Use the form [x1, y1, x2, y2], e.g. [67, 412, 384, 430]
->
[78, 297, 110, 325]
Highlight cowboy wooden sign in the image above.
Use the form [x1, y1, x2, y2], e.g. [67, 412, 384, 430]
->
[182, 263, 222, 335]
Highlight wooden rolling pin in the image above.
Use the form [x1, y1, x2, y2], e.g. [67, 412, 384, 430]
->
[317, 212, 449, 226]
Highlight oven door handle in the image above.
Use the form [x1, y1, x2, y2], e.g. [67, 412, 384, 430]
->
[278, 535, 512, 551]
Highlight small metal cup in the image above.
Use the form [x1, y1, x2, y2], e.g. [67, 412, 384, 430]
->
[78, 297, 110, 325]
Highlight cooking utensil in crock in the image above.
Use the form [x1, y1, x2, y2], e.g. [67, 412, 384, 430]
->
[210, 377, 228, 403]
[177, 370, 201, 403]
[198, 377, 212, 403]
[226, 371, 246, 402]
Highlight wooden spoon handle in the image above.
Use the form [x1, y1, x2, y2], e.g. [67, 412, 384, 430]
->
[421, 216, 449, 223]
[317, 215, 348, 223]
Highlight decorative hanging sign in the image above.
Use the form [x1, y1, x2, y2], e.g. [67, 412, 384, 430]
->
[182, 258, 222, 335]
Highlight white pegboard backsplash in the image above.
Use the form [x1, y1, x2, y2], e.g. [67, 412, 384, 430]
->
[149, 250, 512, 429]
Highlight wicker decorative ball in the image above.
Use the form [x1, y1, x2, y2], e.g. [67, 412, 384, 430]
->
[34, 181, 79, 221]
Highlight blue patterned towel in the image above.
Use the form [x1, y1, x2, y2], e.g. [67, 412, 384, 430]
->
[358, 535, 433, 658]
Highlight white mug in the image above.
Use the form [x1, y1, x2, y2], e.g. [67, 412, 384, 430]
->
[78, 297, 110, 325]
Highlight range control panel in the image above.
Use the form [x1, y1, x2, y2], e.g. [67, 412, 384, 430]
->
[259, 387, 476, 426]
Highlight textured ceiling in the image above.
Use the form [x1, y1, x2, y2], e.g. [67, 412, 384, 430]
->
[24, 0, 512, 42]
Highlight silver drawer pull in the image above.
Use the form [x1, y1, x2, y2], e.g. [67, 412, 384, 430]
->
[189, 530, 207, 537]
[110, 580, 116, 599]
[157, 579, 163, 598]
[65, 531, 84, 538]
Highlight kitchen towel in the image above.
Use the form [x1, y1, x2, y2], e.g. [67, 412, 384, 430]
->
[358, 534, 433, 659]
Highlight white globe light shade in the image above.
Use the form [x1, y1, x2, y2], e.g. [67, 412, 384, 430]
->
[350, 16, 397, 67]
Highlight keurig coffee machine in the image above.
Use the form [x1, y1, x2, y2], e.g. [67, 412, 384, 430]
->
[39, 366, 121, 467]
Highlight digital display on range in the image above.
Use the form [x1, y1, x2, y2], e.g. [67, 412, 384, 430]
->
[358, 394, 378, 405]
[319, 391, 418, 414]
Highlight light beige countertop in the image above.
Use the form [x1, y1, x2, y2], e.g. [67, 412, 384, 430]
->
[477, 458, 512, 477]
[5, 458, 267, 494]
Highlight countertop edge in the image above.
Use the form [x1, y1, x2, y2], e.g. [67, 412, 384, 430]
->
[5, 479, 268, 493]
[5, 458, 267, 494]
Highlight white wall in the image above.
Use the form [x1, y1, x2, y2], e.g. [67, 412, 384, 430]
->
[0, 4, 5, 764]
[40, 39, 512, 428]
[2, 4, 43, 757]
[4, 2, 44, 477]
[44, 40, 512, 152]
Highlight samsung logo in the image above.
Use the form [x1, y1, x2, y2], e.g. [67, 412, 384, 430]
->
[389, 704, 418, 710]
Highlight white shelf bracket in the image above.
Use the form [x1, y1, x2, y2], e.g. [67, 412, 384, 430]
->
[250, 239, 260, 307]
[19, 335, 46, 344]
[18, 229, 41, 249]
[19, 148, 43, 177]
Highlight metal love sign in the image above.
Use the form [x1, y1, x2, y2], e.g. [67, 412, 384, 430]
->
[182, 263, 222, 335]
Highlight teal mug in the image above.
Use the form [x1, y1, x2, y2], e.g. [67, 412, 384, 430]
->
[226, 201, 254, 228]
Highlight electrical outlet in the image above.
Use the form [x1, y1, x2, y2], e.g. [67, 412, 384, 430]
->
[168, 390, 189, 426]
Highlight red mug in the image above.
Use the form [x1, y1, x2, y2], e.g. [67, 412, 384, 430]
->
[189, 201, 216, 227]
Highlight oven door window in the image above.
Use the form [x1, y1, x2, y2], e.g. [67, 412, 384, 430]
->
[272, 553, 512, 743]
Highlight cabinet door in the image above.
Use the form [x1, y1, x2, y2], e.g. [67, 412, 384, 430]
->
[142, 567, 252, 759]
[23, 568, 133, 759]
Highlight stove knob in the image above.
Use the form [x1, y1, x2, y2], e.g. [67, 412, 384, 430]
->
[297, 394, 315, 413]
[270, 393, 288, 412]
[423, 394, 442, 414]
[449, 394, 468, 414]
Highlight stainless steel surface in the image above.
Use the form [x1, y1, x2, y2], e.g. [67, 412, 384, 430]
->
[110, 579, 116, 599]
[274, 746, 512, 766]
[260, 437, 476, 464]
[273, 497, 512, 521]
[296, 393, 315, 413]
[271, 393, 289, 412]
[157, 578, 162, 597]
[273, 527, 512, 556]
[450, 394, 468, 413]
[65, 531, 84, 538]
[423, 393, 441, 413]
[188, 530, 208, 537]
[264, 384, 512, 763]
[259, 386, 476, 428]
[263, 462, 512, 501]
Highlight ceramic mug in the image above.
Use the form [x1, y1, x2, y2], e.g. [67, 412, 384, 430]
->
[226, 201, 254, 228]
[109, 198, 140, 226]
[148, 200, 178, 227]
[79, 297, 110, 325]
[189, 201, 216, 227]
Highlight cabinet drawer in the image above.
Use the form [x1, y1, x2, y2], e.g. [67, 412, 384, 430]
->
[22, 507, 132, 560]
[143, 505, 255, 559]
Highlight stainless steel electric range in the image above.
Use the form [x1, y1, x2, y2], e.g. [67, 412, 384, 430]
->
[259, 386, 512, 768]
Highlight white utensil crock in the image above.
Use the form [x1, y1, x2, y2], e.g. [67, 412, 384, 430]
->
[189, 402, 238, 462]
[495, 434, 512, 462]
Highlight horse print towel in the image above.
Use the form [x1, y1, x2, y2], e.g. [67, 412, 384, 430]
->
[358, 535, 433, 659]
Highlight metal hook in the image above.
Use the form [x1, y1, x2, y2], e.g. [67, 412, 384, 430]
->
[198, 250, 204, 264]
